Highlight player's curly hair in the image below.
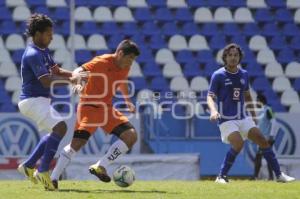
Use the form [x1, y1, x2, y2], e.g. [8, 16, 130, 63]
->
[116, 40, 140, 56]
[25, 13, 53, 37]
[222, 43, 244, 65]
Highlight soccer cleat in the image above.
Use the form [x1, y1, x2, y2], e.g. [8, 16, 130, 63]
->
[52, 180, 58, 190]
[215, 175, 229, 184]
[34, 170, 56, 191]
[17, 163, 38, 184]
[89, 164, 111, 183]
[277, 172, 295, 183]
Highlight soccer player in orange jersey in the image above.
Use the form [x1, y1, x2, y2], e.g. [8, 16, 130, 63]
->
[51, 40, 140, 188]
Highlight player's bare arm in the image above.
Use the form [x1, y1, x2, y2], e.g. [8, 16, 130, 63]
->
[119, 81, 135, 113]
[207, 94, 220, 122]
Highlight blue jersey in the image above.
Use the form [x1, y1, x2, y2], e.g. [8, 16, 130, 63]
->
[208, 67, 249, 124]
[257, 105, 274, 137]
[20, 44, 55, 100]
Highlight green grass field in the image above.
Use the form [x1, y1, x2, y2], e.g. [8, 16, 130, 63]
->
[0, 180, 299, 199]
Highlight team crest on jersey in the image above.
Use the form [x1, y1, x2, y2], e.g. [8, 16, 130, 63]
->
[240, 79, 245, 85]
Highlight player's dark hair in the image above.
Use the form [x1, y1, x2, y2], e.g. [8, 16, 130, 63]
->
[222, 43, 244, 65]
[25, 13, 53, 37]
[116, 40, 140, 56]
[257, 93, 267, 105]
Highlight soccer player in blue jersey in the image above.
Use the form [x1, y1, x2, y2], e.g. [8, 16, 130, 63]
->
[253, 94, 277, 180]
[17, 13, 86, 190]
[207, 43, 295, 183]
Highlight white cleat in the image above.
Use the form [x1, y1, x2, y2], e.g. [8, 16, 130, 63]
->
[215, 175, 229, 184]
[277, 172, 295, 183]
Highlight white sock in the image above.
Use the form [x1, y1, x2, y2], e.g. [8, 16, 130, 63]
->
[96, 140, 129, 169]
[51, 144, 77, 181]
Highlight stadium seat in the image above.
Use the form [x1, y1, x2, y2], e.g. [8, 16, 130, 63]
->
[255, 9, 274, 23]
[186, 0, 206, 7]
[294, 9, 300, 24]
[256, 49, 276, 64]
[181, 22, 200, 36]
[133, 8, 153, 22]
[129, 77, 147, 91]
[196, 50, 215, 64]
[194, 7, 213, 23]
[141, 21, 160, 36]
[5, 0, 26, 7]
[182, 62, 203, 77]
[74, 6, 93, 21]
[77, 22, 100, 36]
[168, 35, 188, 51]
[146, 0, 165, 7]
[176, 50, 195, 64]
[0, 62, 19, 77]
[290, 36, 300, 50]
[289, 103, 300, 112]
[162, 61, 183, 78]
[127, 0, 147, 8]
[261, 23, 280, 37]
[230, 35, 248, 48]
[214, 7, 233, 23]
[277, 48, 295, 64]
[201, 23, 219, 36]
[246, 62, 265, 78]
[93, 6, 113, 22]
[282, 23, 300, 37]
[5, 76, 21, 92]
[285, 62, 300, 78]
[293, 78, 300, 92]
[11, 49, 24, 64]
[281, 89, 300, 106]
[265, 0, 285, 8]
[170, 76, 189, 92]
[216, 49, 224, 64]
[272, 77, 292, 92]
[188, 35, 209, 51]
[287, 0, 300, 8]
[12, 6, 31, 22]
[66, 34, 86, 50]
[136, 49, 153, 63]
[242, 23, 261, 36]
[174, 8, 193, 22]
[209, 35, 226, 50]
[0, 37, 4, 49]
[249, 35, 268, 51]
[46, 0, 66, 7]
[12, 89, 20, 105]
[223, 23, 241, 36]
[154, 7, 173, 22]
[5, 34, 25, 50]
[129, 61, 143, 77]
[114, 7, 134, 22]
[75, 50, 93, 64]
[0, 7, 12, 20]
[190, 76, 209, 92]
[247, 0, 267, 8]
[275, 9, 293, 23]
[161, 22, 180, 37]
[86, 34, 108, 51]
[26, 0, 46, 7]
[252, 77, 272, 91]
[53, 49, 71, 64]
[228, 0, 245, 8]
[269, 36, 287, 50]
[149, 77, 169, 91]
[142, 62, 162, 77]
[264, 62, 284, 78]
[167, 0, 186, 8]
[52, 7, 69, 21]
[155, 48, 175, 64]
[48, 34, 66, 50]
[233, 8, 254, 23]
[0, 48, 12, 63]
[121, 22, 139, 36]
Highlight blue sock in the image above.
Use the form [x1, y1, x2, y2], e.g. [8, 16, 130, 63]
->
[38, 133, 62, 172]
[261, 147, 281, 177]
[24, 134, 49, 168]
[220, 148, 239, 176]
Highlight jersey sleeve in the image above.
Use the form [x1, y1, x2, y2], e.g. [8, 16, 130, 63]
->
[208, 72, 220, 98]
[27, 53, 49, 79]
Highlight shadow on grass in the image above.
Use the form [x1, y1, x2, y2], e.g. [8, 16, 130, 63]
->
[58, 188, 177, 194]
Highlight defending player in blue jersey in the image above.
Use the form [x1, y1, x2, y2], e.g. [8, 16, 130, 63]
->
[207, 43, 295, 183]
[17, 14, 87, 190]
[253, 94, 277, 180]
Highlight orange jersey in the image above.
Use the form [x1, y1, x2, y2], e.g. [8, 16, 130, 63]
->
[80, 54, 130, 105]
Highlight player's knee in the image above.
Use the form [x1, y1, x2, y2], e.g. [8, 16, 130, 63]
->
[53, 121, 67, 137]
[232, 141, 244, 152]
[120, 129, 137, 149]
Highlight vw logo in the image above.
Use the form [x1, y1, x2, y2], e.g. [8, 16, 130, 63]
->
[245, 118, 296, 161]
[0, 117, 40, 156]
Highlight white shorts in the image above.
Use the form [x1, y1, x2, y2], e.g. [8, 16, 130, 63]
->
[18, 97, 64, 132]
[219, 117, 256, 144]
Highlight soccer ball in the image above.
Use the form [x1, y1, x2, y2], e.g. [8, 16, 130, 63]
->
[113, 165, 135, 187]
